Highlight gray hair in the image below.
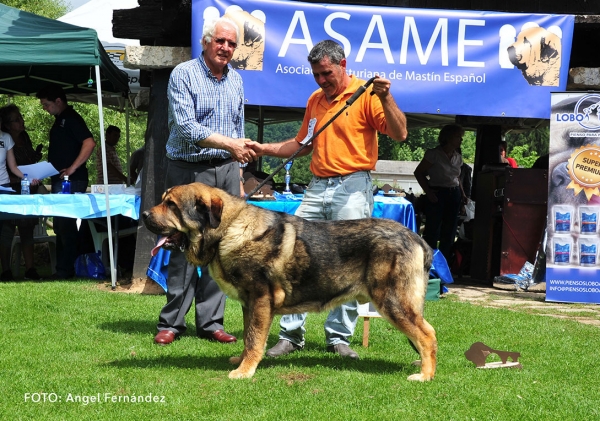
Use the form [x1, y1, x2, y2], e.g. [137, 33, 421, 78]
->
[307, 40, 345, 65]
[202, 17, 240, 49]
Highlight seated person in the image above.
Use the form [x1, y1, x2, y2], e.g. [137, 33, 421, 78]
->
[499, 141, 518, 168]
[96, 125, 127, 184]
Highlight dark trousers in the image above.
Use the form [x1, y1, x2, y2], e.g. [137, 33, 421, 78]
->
[51, 179, 88, 277]
[157, 159, 240, 336]
[423, 186, 462, 263]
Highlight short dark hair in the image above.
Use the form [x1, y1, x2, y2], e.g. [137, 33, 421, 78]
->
[36, 84, 67, 103]
[438, 124, 464, 146]
[106, 125, 121, 135]
[0, 104, 20, 132]
[307, 40, 345, 65]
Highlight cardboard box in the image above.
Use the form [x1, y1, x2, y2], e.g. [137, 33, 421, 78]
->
[91, 184, 126, 194]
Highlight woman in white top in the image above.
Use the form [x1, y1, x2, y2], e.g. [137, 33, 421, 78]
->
[414, 124, 468, 263]
[0, 125, 40, 281]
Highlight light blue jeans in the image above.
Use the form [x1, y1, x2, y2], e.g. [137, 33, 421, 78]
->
[278, 171, 374, 347]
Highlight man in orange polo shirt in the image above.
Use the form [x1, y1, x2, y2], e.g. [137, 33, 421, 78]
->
[250, 40, 408, 359]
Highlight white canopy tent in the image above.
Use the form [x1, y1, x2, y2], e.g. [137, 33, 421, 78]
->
[58, 0, 142, 102]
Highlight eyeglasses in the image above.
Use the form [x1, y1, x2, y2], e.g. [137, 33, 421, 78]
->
[213, 37, 237, 49]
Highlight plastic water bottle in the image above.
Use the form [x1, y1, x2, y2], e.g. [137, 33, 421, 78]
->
[61, 175, 71, 194]
[21, 174, 30, 195]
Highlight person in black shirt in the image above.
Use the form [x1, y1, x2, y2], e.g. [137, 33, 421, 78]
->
[37, 84, 95, 279]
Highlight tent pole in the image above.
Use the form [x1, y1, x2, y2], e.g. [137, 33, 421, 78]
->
[125, 98, 131, 185]
[95, 65, 117, 289]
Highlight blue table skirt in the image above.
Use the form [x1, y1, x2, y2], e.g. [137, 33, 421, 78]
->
[249, 195, 417, 233]
[0, 193, 140, 220]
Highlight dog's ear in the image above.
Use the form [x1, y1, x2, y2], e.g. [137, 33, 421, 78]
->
[208, 196, 223, 228]
[161, 187, 173, 201]
[540, 35, 559, 63]
[195, 195, 223, 229]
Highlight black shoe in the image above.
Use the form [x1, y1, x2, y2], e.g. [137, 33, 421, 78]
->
[326, 344, 359, 359]
[24, 268, 43, 280]
[265, 340, 302, 357]
[0, 270, 13, 281]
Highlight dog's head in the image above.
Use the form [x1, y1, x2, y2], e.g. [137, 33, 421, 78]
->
[142, 183, 225, 260]
[507, 26, 562, 86]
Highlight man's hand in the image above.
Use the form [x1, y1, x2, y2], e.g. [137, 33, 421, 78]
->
[371, 76, 392, 99]
[228, 138, 258, 164]
[246, 141, 265, 157]
[59, 168, 73, 178]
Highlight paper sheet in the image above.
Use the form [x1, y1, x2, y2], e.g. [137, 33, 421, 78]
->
[17, 161, 59, 180]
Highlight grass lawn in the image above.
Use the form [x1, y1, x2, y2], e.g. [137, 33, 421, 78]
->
[1, 280, 599, 421]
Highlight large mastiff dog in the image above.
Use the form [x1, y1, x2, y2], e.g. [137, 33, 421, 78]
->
[143, 183, 437, 381]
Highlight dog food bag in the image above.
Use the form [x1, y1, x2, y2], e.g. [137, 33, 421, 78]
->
[579, 205, 600, 235]
[578, 237, 599, 267]
[553, 205, 574, 233]
[552, 234, 573, 265]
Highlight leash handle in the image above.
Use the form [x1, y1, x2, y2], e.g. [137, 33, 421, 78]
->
[245, 76, 377, 199]
[346, 76, 376, 105]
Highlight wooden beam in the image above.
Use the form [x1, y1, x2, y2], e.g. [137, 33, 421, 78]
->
[113, 2, 191, 46]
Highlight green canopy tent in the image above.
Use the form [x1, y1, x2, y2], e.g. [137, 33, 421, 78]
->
[0, 4, 128, 96]
[0, 4, 130, 288]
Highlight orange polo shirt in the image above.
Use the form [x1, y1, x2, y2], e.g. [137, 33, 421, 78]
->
[294, 75, 388, 178]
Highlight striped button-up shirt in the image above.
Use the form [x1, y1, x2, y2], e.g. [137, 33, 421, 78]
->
[166, 54, 245, 162]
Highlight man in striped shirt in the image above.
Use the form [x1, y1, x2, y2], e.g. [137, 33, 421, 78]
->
[153, 16, 256, 346]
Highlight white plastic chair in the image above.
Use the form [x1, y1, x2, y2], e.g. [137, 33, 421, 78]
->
[87, 218, 138, 269]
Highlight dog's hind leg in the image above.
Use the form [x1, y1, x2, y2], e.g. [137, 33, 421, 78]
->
[376, 299, 437, 381]
[403, 318, 437, 381]
[228, 294, 274, 379]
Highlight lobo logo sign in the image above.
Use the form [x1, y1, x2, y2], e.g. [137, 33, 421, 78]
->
[555, 94, 600, 130]
[555, 93, 600, 131]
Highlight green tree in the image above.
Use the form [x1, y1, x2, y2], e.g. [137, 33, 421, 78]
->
[509, 145, 540, 168]
[2, 0, 69, 18]
[378, 127, 476, 163]
[504, 127, 549, 168]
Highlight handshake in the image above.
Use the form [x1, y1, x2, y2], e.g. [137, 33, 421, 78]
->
[230, 138, 270, 164]
[226, 136, 306, 165]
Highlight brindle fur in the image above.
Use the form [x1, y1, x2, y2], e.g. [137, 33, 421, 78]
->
[143, 182, 438, 381]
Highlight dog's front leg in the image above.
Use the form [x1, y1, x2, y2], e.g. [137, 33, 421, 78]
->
[228, 294, 274, 379]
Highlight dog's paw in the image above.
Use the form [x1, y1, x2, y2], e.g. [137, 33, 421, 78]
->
[229, 356, 242, 365]
[411, 359, 422, 366]
[228, 368, 255, 379]
[407, 373, 434, 382]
